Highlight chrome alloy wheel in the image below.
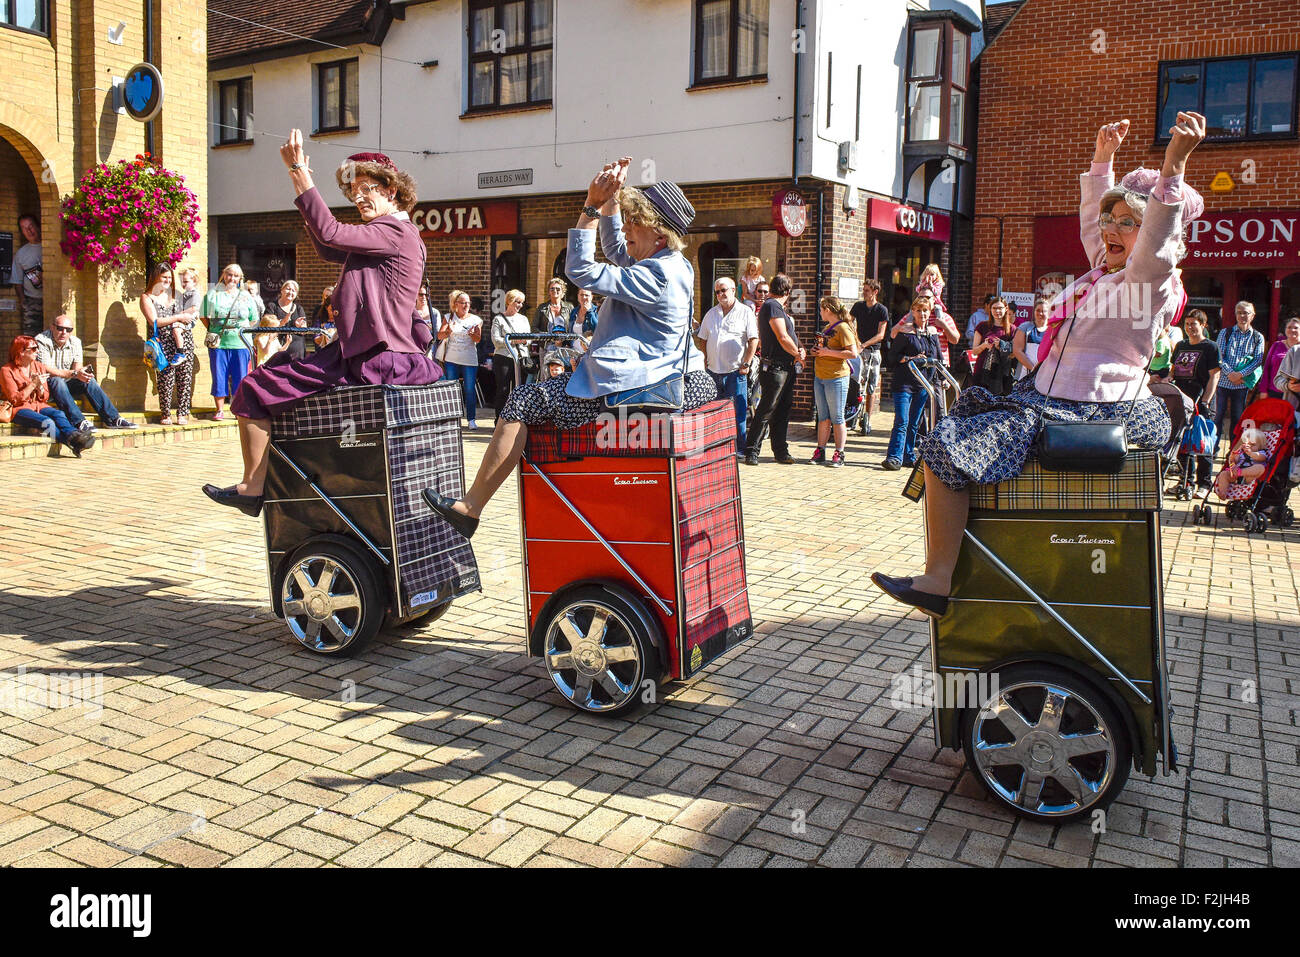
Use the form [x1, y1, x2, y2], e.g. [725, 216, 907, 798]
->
[281, 556, 364, 653]
[544, 600, 644, 713]
[968, 680, 1118, 819]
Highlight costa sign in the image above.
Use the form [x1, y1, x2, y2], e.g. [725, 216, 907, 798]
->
[411, 200, 518, 237]
[867, 198, 951, 242]
[772, 188, 808, 238]
[896, 206, 935, 233]
[1185, 210, 1300, 269]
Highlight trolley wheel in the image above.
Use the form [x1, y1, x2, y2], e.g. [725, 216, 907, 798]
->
[1253, 512, 1268, 533]
[1175, 485, 1190, 501]
[1284, 507, 1295, 528]
[278, 538, 386, 656]
[961, 663, 1131, 825]
[1190, 504, 1203, 524]
[542, 585, 662, 717]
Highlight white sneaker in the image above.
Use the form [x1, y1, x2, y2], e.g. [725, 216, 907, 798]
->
[467, 420, 478, 430]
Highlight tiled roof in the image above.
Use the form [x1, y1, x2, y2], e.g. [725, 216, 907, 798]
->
[208, 0, 377, 63]
[982, 0, 1026, 46]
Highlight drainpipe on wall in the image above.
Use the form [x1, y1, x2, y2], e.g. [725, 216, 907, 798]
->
[144, 0, 155, 271]
[791, 0, 803, 185]
[815, 189, 825, 307]
[995, 215, 1004, 297]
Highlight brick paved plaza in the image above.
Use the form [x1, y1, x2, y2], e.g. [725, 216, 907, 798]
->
[1, 427, 1297, 868]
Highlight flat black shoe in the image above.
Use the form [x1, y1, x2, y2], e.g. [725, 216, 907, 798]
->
[202, 483, 263, 517]
[423, 489, 478, 539]
[774, 454, 795, 464]
[870, 572, 949, 619]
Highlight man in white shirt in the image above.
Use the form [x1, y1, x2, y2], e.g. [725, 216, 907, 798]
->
[693, 276, 759, 453]
[10, 213, 43, 334]
[35, 316, 137, 430]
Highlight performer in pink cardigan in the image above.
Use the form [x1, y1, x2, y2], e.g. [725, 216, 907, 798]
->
[203, 131, 441, 516]
[873, 113, 1208, 619]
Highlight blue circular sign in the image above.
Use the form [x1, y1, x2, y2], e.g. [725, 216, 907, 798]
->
[123, 63, 164, 122]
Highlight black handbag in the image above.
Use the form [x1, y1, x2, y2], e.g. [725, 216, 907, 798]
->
[1037, 419, 1128, 473]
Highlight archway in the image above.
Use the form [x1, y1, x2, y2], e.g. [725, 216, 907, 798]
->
[0, 111, 67, 343]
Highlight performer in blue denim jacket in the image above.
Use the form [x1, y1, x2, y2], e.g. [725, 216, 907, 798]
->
[425, 157, 716, 540]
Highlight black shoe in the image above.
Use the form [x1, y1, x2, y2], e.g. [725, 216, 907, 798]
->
[202, 483, 263, 517]
[742, 453, 759, 466]
[109, 417, 139, 430]
[870, 573, 949, 619]
[881, 458, 902, 471]
[64, 430, 95, 457]
[774, 454, 795, 464]
[422, 489, 478, 539]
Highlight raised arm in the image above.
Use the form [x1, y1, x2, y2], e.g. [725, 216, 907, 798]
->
[1081, 120, 1128, 266]
[565, 229, 669, 309]
[296, 187, 404, 257]
[1125, 113, 1206, 301]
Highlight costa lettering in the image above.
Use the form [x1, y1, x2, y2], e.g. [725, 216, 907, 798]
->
[896, 206, 936, 233]
[409, 200, 519, 238]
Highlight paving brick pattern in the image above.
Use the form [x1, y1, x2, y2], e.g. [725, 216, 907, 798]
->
[0, 426, 1296, 867]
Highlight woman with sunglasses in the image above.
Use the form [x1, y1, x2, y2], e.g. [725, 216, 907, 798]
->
[873, 114, 1207, 618]
[2, 336, 94, 455]
[202, 132, 440, 517]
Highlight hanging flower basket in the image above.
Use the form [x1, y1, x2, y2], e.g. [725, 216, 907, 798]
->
[59, 153, 201, 273]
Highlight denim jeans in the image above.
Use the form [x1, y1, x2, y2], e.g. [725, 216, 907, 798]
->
[13, 407, 76, 443]
[886, 389, 926, 463]
[444, 361, 478, 419]
[710, 369, 748, 452]
[46, 375, 122, 425]
[1213, 388, 1248, 458]
[813, 375, 849, 426]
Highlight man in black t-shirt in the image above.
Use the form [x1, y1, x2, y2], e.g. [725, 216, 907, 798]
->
[744, 273, 804, 466]
[1170, 310, 1221, 495]
[849, 278, 889, 434]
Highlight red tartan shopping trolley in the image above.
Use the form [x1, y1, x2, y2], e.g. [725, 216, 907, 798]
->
[518, 399, 755, 716]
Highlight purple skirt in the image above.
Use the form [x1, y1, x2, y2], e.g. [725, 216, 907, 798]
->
[231, 342, 443, 419]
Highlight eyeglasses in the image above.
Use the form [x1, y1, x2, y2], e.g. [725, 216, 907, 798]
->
[714, 289, 729, 296]
[1098, 214, 1140, 234]
[54, 325, 73, 332]
[351, 183, 389, 200]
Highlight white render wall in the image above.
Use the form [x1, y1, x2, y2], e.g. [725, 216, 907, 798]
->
[208, 0, 981, 217]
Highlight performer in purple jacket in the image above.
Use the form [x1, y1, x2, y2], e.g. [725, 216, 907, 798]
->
[203, 130, 441, 516]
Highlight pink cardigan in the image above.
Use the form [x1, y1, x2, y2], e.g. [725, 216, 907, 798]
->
[1035, 162, 1187, 404]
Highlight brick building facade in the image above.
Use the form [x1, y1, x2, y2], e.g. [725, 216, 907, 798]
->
[973, 0, 1300, 339]
[0, 1, 211, 410]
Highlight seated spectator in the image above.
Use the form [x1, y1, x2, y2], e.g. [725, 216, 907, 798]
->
[314, 294, 338, 349]
[35, 315, 136, 430]
[1, 336, 95, 455]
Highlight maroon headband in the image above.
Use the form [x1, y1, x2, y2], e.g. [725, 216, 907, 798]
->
[347, 152, 397, 171]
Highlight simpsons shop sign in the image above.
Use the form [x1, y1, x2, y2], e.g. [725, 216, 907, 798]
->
[1184, 210, 1300, 269]
[412, 200, 518, 238]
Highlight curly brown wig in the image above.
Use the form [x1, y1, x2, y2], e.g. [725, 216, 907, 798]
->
[336, 160, 419, 213]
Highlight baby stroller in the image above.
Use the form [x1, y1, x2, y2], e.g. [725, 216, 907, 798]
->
[1197, 396, 1297, 532]
[1170, 399, 1216, 507]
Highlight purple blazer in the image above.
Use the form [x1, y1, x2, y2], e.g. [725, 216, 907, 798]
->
[295, 187, 427, 359]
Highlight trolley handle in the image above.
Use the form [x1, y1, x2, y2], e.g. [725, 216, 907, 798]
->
[505, 333, 578, 343]
[238, 326, 333, 352]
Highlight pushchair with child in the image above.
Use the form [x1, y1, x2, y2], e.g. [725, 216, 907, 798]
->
[1200, 396, 1297, 533]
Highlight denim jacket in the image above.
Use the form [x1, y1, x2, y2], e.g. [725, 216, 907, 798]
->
[564, 210, 704, 399]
